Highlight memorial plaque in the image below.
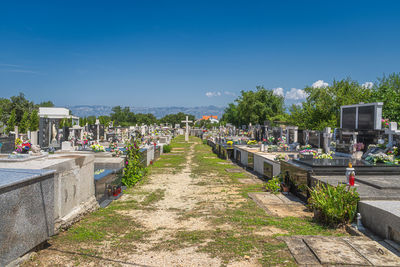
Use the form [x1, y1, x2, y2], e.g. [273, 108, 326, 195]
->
[358, 105, 375, 130]
[308, 131, 321, 148]
[342, 107, 357, 129]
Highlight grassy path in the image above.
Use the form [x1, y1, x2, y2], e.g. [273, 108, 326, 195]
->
[24, 136, 345, 267]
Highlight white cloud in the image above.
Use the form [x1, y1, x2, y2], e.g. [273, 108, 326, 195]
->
[273, 87, 284, 97]
[224, 91, 236, 96]
[205, 91, 221, 97]
[362, 82, 373, 89]
[312, 80, 329, 88]
[285, 88, 307, 100]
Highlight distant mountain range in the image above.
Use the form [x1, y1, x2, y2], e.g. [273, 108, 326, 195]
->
[66, 105, 226, 119]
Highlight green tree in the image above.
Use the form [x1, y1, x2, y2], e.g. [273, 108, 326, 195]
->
[372, 73, 400, 123]
[98, 115, 111, 126]
[288, 78, 373, 130]
[19, 111, 30, 134]
[5, 109, 16, 134]
[87, 116, 96, 125]
[39, 101, 55, 107]
[29, 109, 40, 131]
[9, 93, 35, 124]
[0, 98, 11, 125]
[222, 86, 285, 127]
[221, 103, 239, 126]
[159, 112, 195, 127]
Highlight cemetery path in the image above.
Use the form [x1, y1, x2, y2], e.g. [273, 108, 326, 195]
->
[23, 136, 350, 267]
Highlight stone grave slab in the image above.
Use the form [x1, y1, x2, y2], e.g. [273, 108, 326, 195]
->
[237, 178, 260, 184]
[225, 168, 243, 173]
[357, 175, 400, 190]
[282, 235, 400, 266]
[279, 237, 320, 265]
[304, 236, 370, 265]
[344, 237, 400, 266]
[249, 192, 311, 217]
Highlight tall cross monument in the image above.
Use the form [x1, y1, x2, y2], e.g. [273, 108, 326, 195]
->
[181, 116, 193, 142]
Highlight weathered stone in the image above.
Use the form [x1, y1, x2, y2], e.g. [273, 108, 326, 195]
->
[304, 236, 371, 265]
[0, 168, 55, 266]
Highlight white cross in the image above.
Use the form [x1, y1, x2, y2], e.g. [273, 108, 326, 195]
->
[181, 116, 193, 142]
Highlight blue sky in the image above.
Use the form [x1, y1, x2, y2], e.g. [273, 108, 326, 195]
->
[0, 0, 399, 108]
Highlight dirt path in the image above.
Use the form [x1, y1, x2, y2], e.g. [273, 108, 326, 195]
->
[25, 137, 342, 267]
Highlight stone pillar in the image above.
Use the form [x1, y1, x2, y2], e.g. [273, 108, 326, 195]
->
[293, 127, 298, 143]
[14, 126, 18, 140]
[30, 131, 38, 145]
[323, 127, 331, 153]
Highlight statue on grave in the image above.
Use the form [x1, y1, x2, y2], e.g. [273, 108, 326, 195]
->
[51, 124, 57, 143]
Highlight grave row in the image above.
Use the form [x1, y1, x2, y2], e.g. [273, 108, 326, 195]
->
[203, 102, 400, 248]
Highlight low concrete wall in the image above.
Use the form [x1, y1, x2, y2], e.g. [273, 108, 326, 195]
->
[359, 200, 400, 243]
[253, 154, 281, 178]
[49, 154, 98, 230]
[234, 146, 248, 166]
[0, 169, 55, 266]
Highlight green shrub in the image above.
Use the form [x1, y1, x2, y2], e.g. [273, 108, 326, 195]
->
[163, 144, 172, 153]
[308, 183, 360, 227]
[121, 139, 147, 187]
[202, 139, 208, 145]
[265, 176, 281, 194]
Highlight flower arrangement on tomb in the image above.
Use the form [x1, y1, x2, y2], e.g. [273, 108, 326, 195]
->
[112, 149, 123, 157]
[315, 152, 334, 159]
[109, 142, 118, 152]
[300, 144, 312, 150]
[267, 136, 275, 144]
[299, 148, 317, 157]
[274, 153, 288, 161]
[91, 143, 106, 152]
[14, 138, 31, 153]
[247, 140, 258, 145]
[266, 145, 278, 152]
[353, 143, 365, 151]
[227, 141, 233, 146]
[382, 118, 390, 129]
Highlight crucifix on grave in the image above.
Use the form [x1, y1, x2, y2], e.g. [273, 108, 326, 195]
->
[181, 116, 193, 142]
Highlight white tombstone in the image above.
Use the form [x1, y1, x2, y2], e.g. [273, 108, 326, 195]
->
[61, 141, 73, 151]
[181, 116, 193, 142]
[323, 127, 332, 153]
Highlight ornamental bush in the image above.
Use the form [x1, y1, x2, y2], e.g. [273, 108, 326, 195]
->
[121, 139, 147, 187]
[308, 183, 360, 227]
[265, 176, 281, 194]
[163, 144, 172, 153]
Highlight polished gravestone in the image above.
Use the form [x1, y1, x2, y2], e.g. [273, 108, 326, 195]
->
[281, 158, 400, 200]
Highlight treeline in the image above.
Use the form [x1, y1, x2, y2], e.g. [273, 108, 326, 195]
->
[109, 106, 195, 127]
[0, 93, 53, 134]
[221, 73, 400, 130]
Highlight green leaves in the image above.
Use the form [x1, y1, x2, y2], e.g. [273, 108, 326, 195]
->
[222, 86, 285, 126]
[122, 140, 148, 187]
[308, 183, 360, 227]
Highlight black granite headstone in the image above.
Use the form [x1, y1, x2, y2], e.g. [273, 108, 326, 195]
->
[358, 105, 375, 130]
[342, 107, 357, 129]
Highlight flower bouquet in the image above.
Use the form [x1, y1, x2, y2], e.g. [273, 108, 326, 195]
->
[91, 143, 106, 152]
[15, 138, 32, 153]
[109, 142, 118, 152]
